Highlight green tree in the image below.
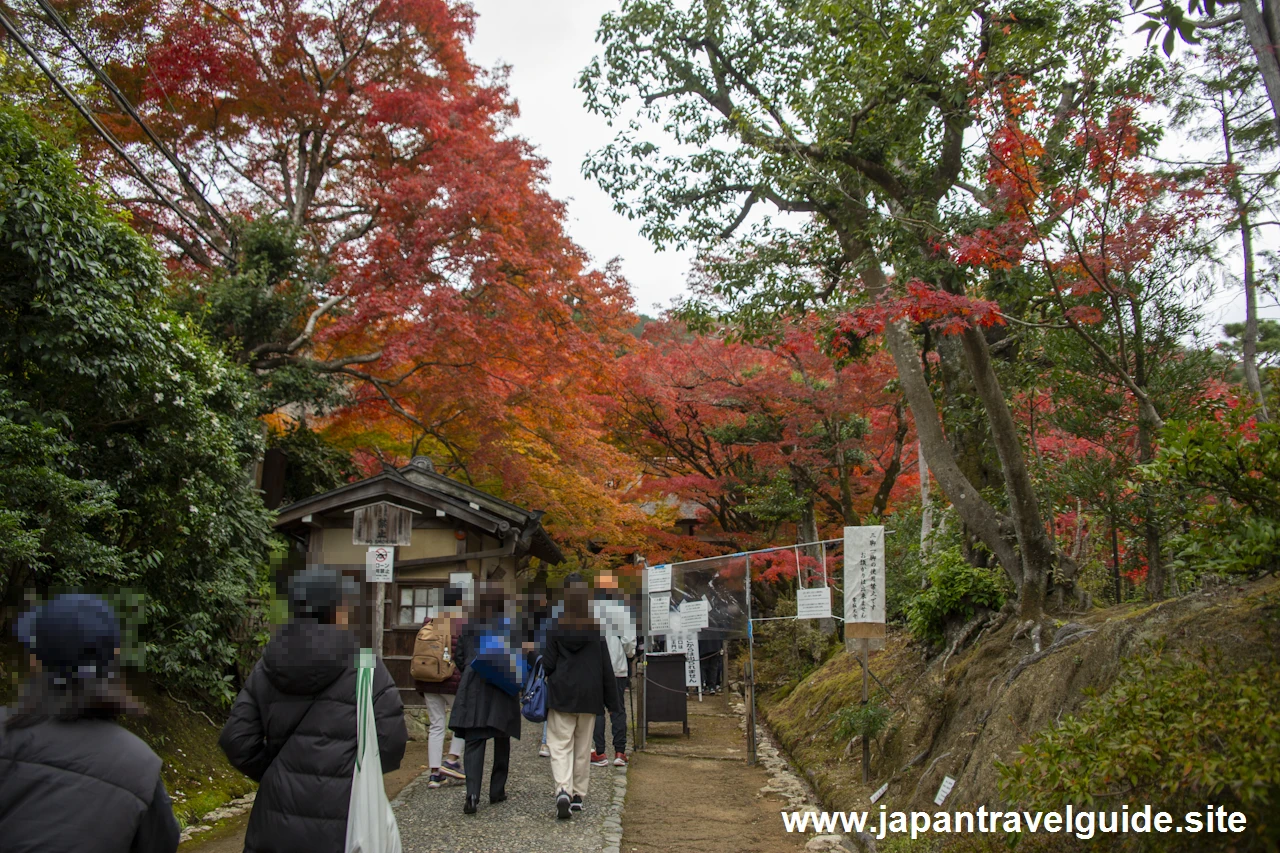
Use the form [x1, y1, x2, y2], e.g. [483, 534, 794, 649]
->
[0, 106, 272, 700]
[581, 0, 1123, 619]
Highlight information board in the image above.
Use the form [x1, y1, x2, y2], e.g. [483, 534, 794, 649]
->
[679, 598, 709, 631]
[366, 546, 394, 583]
[647, 563, 672, 593]
[795, 586, 832, 620]
[844, 526, 886, 638]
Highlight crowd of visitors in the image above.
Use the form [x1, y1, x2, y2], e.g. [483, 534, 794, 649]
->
[0, 567, 638, 850]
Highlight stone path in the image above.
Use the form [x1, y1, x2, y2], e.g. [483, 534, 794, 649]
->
[393, 718, 627, 853]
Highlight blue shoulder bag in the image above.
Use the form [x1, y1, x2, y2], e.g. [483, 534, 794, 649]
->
[521, 655, 548, 723]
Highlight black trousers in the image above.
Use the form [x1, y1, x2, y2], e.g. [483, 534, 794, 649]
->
[700, 653, 723, 691]
[463, 735, 510, 800]
[593, 677, 628, 754]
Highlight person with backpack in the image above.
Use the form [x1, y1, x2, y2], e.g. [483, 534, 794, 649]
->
[543, 578, 622, 820]
[448, 582, 521, 814]
[1, 594, 180, 853]
[219, 567, 407, 853]
[413, 586, 466, 788]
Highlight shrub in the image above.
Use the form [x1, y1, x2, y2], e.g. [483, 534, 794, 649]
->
[1142, 408, 1280, 580]
[998, 648, 1280, 850]
[832, 700, 892, 743]
[906, 547, 1007, 645]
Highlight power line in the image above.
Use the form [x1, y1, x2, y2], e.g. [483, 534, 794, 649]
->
[0, 7, 233, 262]
[27, 0, 235, 242]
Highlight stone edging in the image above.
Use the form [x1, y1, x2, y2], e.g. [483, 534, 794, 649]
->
[728, 686, 859, 853]
[601, 762, 627, 853]
[177, 792, 256, 844]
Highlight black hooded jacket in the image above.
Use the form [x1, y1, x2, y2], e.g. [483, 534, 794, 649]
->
[0, 708, 179, 853]
[219, 621, 407, 853]
[542, 625, 622, 716]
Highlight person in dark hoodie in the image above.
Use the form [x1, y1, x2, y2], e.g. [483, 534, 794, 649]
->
[543, 578, 621, 820]
[448, 581, 521, 815]
[219, 567, 407, 853]
[1, 594, 180, 853]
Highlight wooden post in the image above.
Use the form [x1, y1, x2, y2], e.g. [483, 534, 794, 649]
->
[746, 553, 757, 767]
[372, 581, 386, 658]
[860, 637, 870, 783]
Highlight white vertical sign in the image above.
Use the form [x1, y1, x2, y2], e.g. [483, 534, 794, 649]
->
[366, 546, 394, 582]
[683, 631, 701, 689]
[647, 563, 672, 593]
[649, 594, 672, 633]
[843, 526, 885, 632]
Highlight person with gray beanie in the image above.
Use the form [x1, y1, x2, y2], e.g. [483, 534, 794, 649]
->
[0, 593, 180, 853]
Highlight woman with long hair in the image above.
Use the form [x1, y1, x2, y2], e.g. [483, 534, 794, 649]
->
[543, 578, 622, 819]
[0, 594, 180, 853]
[448, 581, 522, 814]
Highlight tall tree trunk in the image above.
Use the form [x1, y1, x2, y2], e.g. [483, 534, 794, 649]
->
[1239, 0, 1280, 138]
[1130, 300, 1166, 600]
[869, 399, 909, 519]
[956, 325, 1059, 619]
[861, 255, 1022, 590]
[1222, 104, 1270, 419]
[919, 440, 934, 557]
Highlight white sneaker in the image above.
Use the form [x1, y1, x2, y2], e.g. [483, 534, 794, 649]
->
[539, 743, 551, 758]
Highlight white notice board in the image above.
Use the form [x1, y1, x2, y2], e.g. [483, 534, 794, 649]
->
[647, 563, 672, 593]
[795, 586, 832, 620]
[649, 594, 672, 633]
[679, 599, 709, 631]
[844, 526, 885, 637]
[366, 546, 394, 583]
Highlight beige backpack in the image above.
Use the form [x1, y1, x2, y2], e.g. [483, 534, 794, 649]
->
[409, 617, 456, 682]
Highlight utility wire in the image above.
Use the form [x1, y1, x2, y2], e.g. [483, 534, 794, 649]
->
[27, 0, 236, 242]
[0, 7, 233, 262]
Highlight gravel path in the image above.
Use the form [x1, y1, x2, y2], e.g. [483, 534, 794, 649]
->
[393, 718, 628, 853]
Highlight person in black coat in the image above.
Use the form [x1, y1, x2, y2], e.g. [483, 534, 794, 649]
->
[0, 593, 180, 853]
[543, 579, 621, 820]
[448, 581, 521, 814]
[219, 568, 407, 853]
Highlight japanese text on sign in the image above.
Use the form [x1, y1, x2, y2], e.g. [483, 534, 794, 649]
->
[795, 586, 833, 620]
[843, 526, 885, 631]
[366, 546, 394, 583]
[647, 563, 672, 593]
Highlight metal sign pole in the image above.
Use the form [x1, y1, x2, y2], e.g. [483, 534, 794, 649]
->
[745, 553, 757, 767]
[639, 559, 648, 751]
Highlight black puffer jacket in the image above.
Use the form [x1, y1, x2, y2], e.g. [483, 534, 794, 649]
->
[543, 625, 622, 716]
[448, 618, 521, 740]
[219, 621, 407, 853]
[0, 709, 179, 853]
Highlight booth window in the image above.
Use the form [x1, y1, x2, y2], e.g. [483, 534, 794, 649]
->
[398, 586, 429, 625]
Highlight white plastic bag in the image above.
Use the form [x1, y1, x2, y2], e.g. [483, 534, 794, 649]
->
[345, 649, 402, 853]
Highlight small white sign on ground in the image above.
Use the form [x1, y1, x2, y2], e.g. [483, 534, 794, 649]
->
[366, 546, 394, 583]
[647, 563, 672, 593]
[934, 776, 956, 806]
[678, 599, 709, 631]
[795, 586, 832, 620]
[649, 594, 672, 633]
[870, 782, 889, 804]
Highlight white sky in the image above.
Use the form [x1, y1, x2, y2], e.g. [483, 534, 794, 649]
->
[467, 0, 693, 316]
[466, 0, 1276, 334]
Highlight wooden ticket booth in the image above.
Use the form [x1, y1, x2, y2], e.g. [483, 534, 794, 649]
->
[273, 456, 563, 708]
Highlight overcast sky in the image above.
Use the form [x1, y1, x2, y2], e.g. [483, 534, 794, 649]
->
[466, 0, 1275, 333]
[467, 0, 692, 316]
